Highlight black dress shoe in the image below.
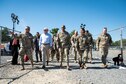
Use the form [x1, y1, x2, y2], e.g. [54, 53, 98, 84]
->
[35, 61, 38, 63]
[47, 61, 49, 66]
[67, 67, 72, 71]
[42, 66, 46, 69]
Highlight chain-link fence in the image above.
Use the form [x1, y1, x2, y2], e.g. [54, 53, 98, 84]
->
[92, 26, 126, 64]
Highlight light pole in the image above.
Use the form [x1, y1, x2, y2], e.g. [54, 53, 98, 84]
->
[0, 26, 2, 64]
[80, 23, 86, 29]
[120, 28, 124, 65]
[11, 13, 19, 33]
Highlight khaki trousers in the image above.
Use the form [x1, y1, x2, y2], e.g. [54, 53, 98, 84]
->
[19, 48, 33, 68]
[41, 44, 50, 66]
[73, 47, 78, 61]
[59, 47, 69, 67]
[87, 46, 92, 61]
[100, 47, 108, 65]
[78, 49, 88, 64]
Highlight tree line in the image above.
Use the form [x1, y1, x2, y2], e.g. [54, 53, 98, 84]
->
[1, 28, 12, 43]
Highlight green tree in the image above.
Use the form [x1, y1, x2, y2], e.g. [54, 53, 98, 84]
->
[70, 30, 75, 37]
[50, 28, 59, 36]
[111, 39, 126, 46]
[112, 40, 119, 46]
[122, 39, 126, 46]
[1, 28, 11, 42]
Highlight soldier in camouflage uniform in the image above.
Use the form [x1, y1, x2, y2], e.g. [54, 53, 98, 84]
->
[58, 25, 71, 70]
[85, 30, 94, 63]
[19, 26, 34, 70]
[50, 35, 55, 61]
[51, 33, 60, 62]
[96, 27, 112, 68]
[71, 31, 79, 63]
[77, 28, 88, 69]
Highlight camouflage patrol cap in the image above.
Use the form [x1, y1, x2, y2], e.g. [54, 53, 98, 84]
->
[61, 25, 66, 29]
[85, 30, 89, 33]
[25, 26, 30, 30]
[81, 28, 85, 32]
[104, 27, 107, 30]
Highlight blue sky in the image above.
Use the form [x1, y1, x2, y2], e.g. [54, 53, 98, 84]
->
[0, 0, 126, 41]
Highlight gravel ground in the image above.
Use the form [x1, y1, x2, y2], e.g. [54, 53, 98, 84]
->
[0, 49, 126, 84]
[0, 56, 12, 64]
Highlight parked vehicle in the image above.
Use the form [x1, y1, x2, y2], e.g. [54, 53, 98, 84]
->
[0, 43, 11, 56]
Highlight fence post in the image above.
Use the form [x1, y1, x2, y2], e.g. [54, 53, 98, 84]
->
[0, 26, 2, 64]
[120, 28, 124, 65]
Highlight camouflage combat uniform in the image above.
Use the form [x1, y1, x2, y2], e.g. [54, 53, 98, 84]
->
[85, 32, 94, 63]
[19, 32, 34, 69]
[97, 33, 112, 65]
[58, 31, 71, 68]
[51, 35, 60, 62]
[77, 34, 88, 68]
[71, 34, 79, 62]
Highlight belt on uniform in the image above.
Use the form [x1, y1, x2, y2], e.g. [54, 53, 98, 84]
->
[42, 43, 49, 45]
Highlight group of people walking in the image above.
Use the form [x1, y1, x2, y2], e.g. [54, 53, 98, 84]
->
[10, 25, 112, 70]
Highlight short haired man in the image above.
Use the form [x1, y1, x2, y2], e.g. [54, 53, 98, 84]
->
[39, 27, 52, 69]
